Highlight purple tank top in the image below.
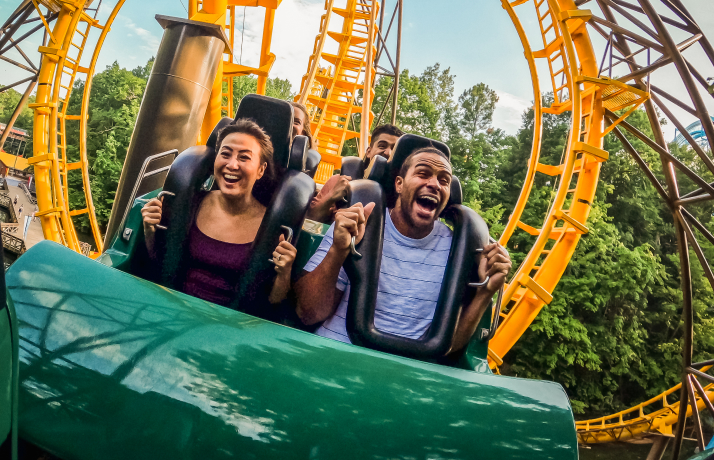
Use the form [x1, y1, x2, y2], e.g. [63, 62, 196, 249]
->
[182, 222, 252, 306]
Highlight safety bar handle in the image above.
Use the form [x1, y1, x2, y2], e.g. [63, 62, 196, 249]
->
[268, 225, 294, 265]
[154, 190, 175, 231]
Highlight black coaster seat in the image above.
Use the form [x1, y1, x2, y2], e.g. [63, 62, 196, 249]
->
[153, 94, 316, 316]
[341, 133, 490, 359]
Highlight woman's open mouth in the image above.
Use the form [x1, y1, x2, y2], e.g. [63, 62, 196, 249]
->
[223, 173, 241, 184]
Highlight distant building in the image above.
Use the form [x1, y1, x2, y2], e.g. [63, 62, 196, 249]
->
[0, 123, 29, 140]
[673, 117, 714, 151]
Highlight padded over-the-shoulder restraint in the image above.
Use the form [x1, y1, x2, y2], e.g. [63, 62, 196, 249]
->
[153, 94, 315, 315]
[305, 149, 321, 178]
[343, 133, 491, 360]
[234, 94, 293, 169]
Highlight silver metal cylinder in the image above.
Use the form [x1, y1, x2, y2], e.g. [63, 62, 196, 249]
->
[104, 15, 229, 246]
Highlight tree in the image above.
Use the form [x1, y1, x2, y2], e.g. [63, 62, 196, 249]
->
[228, 75, 295, 115]
[456, 83, 498, 140]
[65, 61, 148, 233]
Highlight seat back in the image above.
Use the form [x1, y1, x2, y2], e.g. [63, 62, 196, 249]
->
[154, 95, 315, 314]
[342, 134, 490, 359]
[234, 94, 293, 169]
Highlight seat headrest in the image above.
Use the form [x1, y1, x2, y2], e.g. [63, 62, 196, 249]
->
[207, 116, 235, 150]
[387, 134, 450, 180]
[341, 156, 365, 180]
[234, 94, 293, 169]
[441, 176, 462, 217]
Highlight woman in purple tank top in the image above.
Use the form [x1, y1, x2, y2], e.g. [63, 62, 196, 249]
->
[140, 119, 297, 307]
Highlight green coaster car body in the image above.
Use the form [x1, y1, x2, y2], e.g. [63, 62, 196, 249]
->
[0, 193, 579, 460]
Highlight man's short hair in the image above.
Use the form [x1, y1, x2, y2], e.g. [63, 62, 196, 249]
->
[370, 124, 404, 146]
[398, 146, 451, 178]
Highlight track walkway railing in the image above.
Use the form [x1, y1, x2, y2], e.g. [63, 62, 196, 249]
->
[576, 365, 714, 445]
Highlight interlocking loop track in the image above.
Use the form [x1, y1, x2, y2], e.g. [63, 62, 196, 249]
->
[30, 0, 124, 255]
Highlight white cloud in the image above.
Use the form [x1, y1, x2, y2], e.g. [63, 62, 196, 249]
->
[120, 16, 161, 54]
[493, 90, 531, 134]
[226, 0, 324, 92]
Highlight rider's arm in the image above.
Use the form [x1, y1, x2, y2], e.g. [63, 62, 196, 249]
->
[295, 202, 373, 325]
[268, 236, 298, 304]
[307, 175, 351, 223]
[294, 245, 349, 325]
[450, 243, 512, 353]
[141, 198, 162, 257]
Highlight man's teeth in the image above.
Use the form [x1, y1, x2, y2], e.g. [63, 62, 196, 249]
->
[420, 196, 438, 204]
[225, 174, 239, 180]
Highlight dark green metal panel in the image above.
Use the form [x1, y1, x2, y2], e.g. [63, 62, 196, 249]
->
[8, 241, 577, 460]
[0, 298, 12, 443]
[98, 189, 159, 272]
[1, 291, 19, 459]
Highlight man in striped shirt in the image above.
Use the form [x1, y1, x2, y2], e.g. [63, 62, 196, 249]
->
[295, 146, 511, 354]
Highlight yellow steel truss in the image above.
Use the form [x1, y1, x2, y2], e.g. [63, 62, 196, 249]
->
[189, 0, 282, 143]
[490, 0, 648, 370]
[30, 0, 124, 255]
[576, 368, 714, 443]
[296, 0, 379, 184]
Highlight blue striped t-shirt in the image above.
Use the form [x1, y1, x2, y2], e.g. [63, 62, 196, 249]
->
[302, 210, 453, 343]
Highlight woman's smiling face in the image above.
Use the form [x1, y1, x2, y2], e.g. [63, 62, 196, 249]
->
[214, 132, 267, 200]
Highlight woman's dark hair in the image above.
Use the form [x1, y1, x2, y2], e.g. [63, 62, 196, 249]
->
[289, 101, 314, 149]
[215, 118, 276, 206]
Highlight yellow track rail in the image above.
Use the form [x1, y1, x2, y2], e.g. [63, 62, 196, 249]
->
[30, 0, 123, 255]
[577, 367, 714, 443]
[489, 0, 648, 368]
[296, 0, 379, 184]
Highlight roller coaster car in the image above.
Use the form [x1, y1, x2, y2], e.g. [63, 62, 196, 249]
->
[1, 96, 578, 459]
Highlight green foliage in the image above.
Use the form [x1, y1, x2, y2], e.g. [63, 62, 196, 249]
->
[456, 83, 499, 140]
[226, 75, 295, 115]
[65, 61, 147, 233]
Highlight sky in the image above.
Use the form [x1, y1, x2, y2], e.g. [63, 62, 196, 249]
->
[0, 0, 712, 139]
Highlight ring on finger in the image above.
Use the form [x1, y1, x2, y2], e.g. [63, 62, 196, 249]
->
[276, 254, 281, 262]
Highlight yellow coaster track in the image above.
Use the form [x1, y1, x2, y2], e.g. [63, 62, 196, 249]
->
[30, 0, 124, 255]
[490, 0, 650, 368]
[576, 367, 714, 443]
[296, 0, 379, 184]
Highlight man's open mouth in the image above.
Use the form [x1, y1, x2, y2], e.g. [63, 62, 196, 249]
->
[415, 194, 439, 213]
